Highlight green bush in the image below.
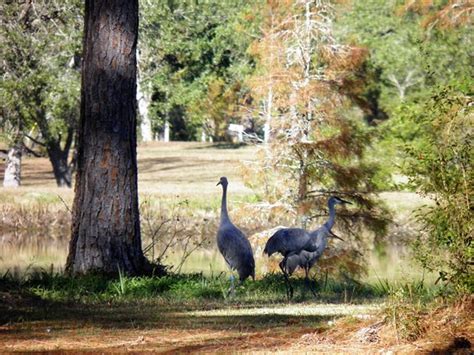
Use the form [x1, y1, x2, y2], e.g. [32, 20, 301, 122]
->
[404, 86, 473, 293]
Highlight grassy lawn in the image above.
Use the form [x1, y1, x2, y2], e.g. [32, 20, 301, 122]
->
[137, 141, 255, 196]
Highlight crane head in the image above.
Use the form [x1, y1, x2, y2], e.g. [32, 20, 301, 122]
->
[331, 196, 352, 205]
[216, 176, 229, 187]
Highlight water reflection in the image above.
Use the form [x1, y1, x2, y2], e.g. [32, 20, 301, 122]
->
[0, 231, 429, 284]
[0, 231, 69, 274]
[0, 231, 229, 275]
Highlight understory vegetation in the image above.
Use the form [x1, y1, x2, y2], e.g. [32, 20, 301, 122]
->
[1, 271, 385, 304]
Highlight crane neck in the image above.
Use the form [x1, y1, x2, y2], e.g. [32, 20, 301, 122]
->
[220, 184, 230, 224]
[323, 199, 337, 231]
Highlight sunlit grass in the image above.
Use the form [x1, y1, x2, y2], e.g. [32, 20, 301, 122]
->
[364, 249, 437, 285]
[137, 141, 256, 196]
[186, 303, 381, 317]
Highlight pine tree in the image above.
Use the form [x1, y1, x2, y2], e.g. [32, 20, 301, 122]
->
[66, 0, 150, 275]
[245, 0, 389, 265]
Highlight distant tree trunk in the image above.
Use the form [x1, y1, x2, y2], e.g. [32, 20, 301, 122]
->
[28, 129, 75, 188]
[137, 68, 153, 142]
[47, 144, 72, 188]
[45, 128, 75, 188]
[163, 121, 170, 142]
[66, 0, 149, 275]
[33, 110, 76, 188]
[3, 144, 22, 188]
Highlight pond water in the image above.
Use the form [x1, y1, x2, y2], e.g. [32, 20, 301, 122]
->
[1, 231, 69, 275]
[0, 230, 232, 276]
[0, 229, 430, 287]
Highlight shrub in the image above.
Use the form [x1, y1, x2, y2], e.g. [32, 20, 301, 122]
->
[404, 87, 473, 293]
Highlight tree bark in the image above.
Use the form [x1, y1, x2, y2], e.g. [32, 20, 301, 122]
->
[3, 144, 22, 188]
[66, 0, 149, 275]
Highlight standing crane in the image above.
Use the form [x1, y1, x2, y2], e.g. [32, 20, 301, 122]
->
[216, 176, 255, 295]
[264, 196, 351, 299]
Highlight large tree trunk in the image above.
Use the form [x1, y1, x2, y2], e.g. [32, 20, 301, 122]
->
[3, 145, 22, 188]
[66, 0, 149, 275]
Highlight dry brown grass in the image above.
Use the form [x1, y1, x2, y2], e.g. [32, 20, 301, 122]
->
[0, 141, 255, 197]
[137, 141, 255, 196]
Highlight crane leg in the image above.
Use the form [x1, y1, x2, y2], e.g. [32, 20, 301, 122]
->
[227, 273, 236, 297]
[304, 266, 318, 297]
[279, 260, 293, 300]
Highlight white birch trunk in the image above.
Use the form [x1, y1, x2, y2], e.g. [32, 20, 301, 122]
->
[136, 49, 153, 142]
[137, 78, 153, 142]
[163, 121, 170, 142]
[3, 145, 22, 188]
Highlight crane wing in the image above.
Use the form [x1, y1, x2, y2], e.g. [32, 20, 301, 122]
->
[263, 228, 310, 257]
[217, 224, 255, 281]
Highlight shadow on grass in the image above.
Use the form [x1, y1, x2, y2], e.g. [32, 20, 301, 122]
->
[1, 300, 320, 353]
[0, 272, 384, 334]
[0, 291, 332, 332]
[192, 142, 248, 150]
[137, 156, 234, 175]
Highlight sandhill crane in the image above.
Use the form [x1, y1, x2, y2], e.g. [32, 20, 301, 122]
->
[264, 196, 351, 299]
[217, 176, 255, 295]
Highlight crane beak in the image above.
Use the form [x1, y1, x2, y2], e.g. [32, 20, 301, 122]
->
[216, 181, 222, 186]
[340, 198, 352, 205]
[330, 232, 345, 241]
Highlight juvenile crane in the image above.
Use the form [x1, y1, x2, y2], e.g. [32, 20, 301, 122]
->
[217, 176, 255, 294]
[264, 196, 351, 298]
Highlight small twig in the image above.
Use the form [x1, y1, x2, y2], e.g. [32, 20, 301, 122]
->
[25, 134, 46, 147]
[21, 144, 42, 158]
[57, 194, 72, 214]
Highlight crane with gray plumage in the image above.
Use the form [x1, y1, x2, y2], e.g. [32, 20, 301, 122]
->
[217, 176, 255, 295]
[264, 196, 351, 299]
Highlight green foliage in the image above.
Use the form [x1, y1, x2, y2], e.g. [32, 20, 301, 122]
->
[336, 0, 473, 188]
[334, 6, 473, 294]
[405, 87, 473, 292]
[0, 0, 82, 185]
[337, 0, 472, 109]
[139, 0, 259, 140]
[0, 1, 82, 130]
